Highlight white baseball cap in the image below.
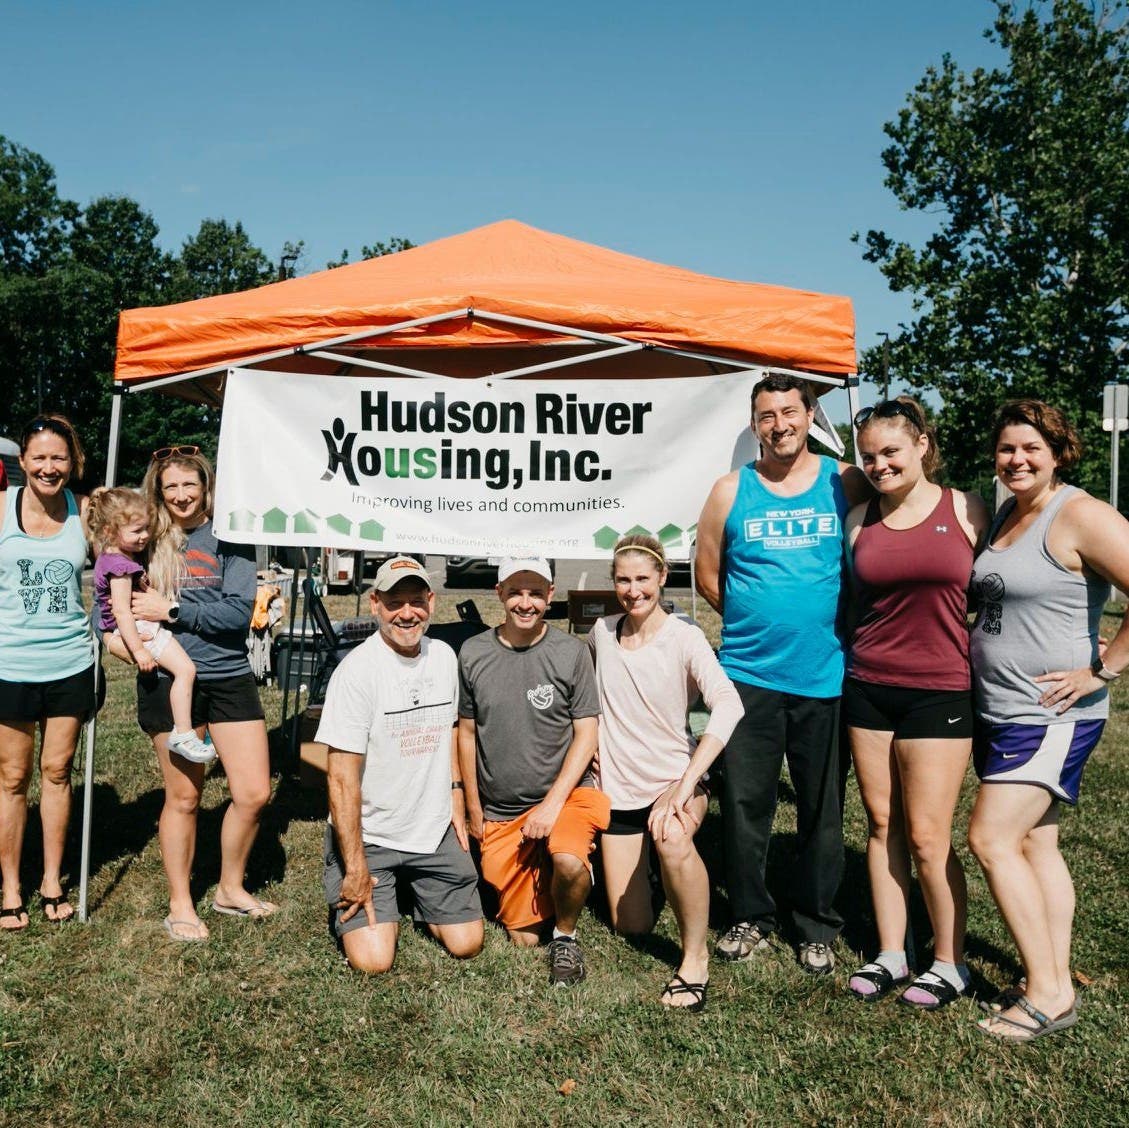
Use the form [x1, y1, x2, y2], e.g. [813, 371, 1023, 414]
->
[496, 555, 553, 586]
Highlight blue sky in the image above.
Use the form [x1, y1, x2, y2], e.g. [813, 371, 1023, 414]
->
[4, 0, 1005, 401]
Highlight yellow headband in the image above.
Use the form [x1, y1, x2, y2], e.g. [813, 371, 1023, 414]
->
[613, 544, 667, 567]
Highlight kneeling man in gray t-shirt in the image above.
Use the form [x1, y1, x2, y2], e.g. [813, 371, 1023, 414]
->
[458, 557, 609, 985]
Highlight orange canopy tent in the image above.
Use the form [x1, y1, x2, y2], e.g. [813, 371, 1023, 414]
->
[108, 218, 859, 479]
[115, 218, 855, 385]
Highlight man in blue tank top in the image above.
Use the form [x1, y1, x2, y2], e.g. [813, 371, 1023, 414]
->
[696, 374, 867, 974]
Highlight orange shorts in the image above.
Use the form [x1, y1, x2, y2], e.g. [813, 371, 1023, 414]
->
[480, 787, 611, 930]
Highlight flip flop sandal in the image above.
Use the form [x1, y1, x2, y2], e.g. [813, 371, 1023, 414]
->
[898, 971, 963, 1010]
[0, 904, 29, 931]
[212, 898, 278, 919]
[40, 893, 74, 924]
[979, 995, 1079, 1042]
[661, 974, 708, 1013]
[979, 978, 1026, 1015]
[848, 962, 910, 1002]
[163, 915, 208, 943]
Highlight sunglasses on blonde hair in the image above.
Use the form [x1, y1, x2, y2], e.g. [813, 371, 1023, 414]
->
[151, 445, 201, 461]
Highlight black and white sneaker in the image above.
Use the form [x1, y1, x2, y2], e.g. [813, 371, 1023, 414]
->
[547, 935, 586, 985]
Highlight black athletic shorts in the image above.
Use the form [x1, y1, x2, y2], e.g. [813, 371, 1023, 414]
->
[604, 804, 654, 836]
[136, 670, 264, 735]
[843, 677, 974, 740]
[605, 780, 710, 836]
[0, 664, 99, 723]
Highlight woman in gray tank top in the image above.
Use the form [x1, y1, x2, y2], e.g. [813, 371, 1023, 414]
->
[968, 400, 1129, 1041]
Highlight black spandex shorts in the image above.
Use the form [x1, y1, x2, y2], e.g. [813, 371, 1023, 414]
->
[604, 804, 654, 836]
[843, 677, 974, 740]
[604, 780, 710, 836]
[137, 670, 264, 735]
[0, 664, 99, 723]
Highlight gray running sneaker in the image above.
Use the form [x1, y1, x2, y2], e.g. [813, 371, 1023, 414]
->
[798, 941, 835, 976]
[547, 936, 586, 985]
[715, 921, 771, 962]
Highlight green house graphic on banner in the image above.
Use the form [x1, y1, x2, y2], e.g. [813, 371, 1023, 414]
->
[293, 510, 320, 535]
[262, 507, 288, 535]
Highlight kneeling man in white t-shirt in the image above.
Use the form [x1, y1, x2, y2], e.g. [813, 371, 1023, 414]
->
[317, 556, 484, 973]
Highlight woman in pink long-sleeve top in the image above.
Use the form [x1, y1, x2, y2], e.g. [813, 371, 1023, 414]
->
[589, 534, 743, 1012]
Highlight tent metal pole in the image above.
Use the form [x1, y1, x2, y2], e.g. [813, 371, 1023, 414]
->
[310, 340, 646, 381]
[105, 384, 124, 487]
[79, 383, 127, 922]
[845, 375, 863, 467]
[77, 648, 100, 923]
[306, 352, 459, 380]
[479, 342, 644, 380]
[122, 311, 475, 392]
[468, 309, 650, 347]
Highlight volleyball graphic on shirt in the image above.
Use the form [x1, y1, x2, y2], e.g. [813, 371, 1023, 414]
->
[527, 684, 555, 710]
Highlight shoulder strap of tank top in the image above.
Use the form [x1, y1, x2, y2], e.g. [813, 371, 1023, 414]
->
[1037, 484, 1078, 556]
[986, 495, 1015, 546]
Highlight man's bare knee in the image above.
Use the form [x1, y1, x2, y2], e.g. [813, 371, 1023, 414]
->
[432, 919, 484, 959]
[342, 926, 397, 973]
[551, 851, 587, 884]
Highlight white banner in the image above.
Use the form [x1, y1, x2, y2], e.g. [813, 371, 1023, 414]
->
[212, 368, 761, 560]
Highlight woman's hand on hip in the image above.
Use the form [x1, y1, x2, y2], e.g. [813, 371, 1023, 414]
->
[1033, 667, 1103, 714]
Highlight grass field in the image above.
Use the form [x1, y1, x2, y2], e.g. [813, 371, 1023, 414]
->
[0, 595, 1126, 1127]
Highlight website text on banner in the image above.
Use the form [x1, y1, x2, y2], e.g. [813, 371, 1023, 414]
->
[212, 369, 758, 561]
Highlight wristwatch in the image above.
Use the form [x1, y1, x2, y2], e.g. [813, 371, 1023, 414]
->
[1091, 657, 1119, 682]
[167, 602, 181, 624]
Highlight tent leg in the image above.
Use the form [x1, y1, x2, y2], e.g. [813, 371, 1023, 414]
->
[105, 386, 125, 486]
[279, 555, 303, 764]
[846, 376, 863, 468]
[690, 545, 697, 623]
[78, 643, 102, 923]
[79, 387, 124, 923]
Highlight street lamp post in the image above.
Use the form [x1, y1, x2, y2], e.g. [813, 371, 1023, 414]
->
[877, 332, 890, 400]
[1103, 381, 1128, 512]
[278, 252, 299, 281]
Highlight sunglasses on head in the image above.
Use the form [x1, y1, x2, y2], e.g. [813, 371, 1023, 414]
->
[22, 417, 69, 443]
[853, 401, 920, 430]
[151, 445, 201, 462]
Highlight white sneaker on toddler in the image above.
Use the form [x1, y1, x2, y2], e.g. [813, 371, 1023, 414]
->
[168, 730, 217, 764]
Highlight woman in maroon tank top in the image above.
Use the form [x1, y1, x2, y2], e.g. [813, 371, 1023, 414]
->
[842, 399, 988, 1009]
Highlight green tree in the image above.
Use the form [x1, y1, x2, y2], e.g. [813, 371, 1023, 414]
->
[326, 236, 414, 268]
[0, 135, 78, 275]
[168, 218, 274, 300]
[856, 0, 1129, 497]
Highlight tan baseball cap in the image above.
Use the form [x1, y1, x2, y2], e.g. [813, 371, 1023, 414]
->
[370, 556, 434, 593]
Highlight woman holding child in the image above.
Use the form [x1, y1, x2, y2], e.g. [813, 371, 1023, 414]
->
[589, 534, 743, 1011]
[0, 415, 93, 929]
[131, 447, 276, 941]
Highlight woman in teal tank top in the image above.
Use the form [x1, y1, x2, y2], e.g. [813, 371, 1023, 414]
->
[0, 415, 93, 930]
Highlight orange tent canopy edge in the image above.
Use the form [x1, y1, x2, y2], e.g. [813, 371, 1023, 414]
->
[114, 219, 856, 386]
